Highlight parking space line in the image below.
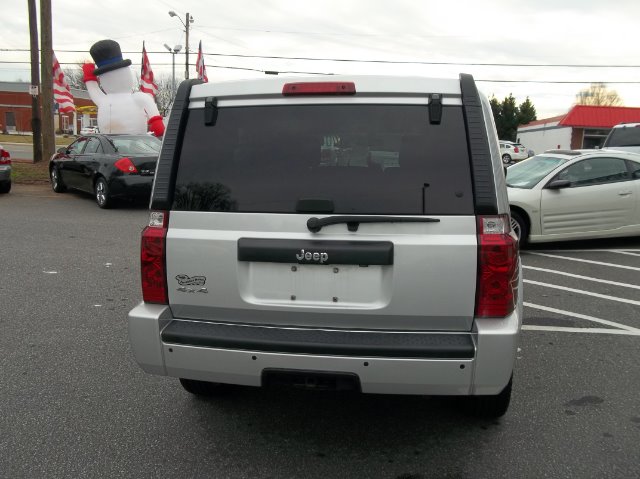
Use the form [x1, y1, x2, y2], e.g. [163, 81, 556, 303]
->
[523, 265, 640, 290]
[525, 280, 640, 307]
[607, 250, 640, 257]
[527, 252, 640, 271]
[522, 325, 640, 336]
[524, 302, 639, 332]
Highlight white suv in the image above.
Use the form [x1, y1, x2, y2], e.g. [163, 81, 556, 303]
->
[500, 141, 529, 164]
[128, 74, 522, 417]
[603, 123, 640, 153]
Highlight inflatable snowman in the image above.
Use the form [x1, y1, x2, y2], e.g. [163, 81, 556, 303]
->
[83, 39, 165, 136]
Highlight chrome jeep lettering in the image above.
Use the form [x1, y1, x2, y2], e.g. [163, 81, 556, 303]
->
[295, 249, 329, 263]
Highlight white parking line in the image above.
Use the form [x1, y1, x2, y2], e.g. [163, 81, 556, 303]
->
[523, 265, 640, 290]
[607, 250, 640, 257]
[524, 302, 639, 332]
[524, 280, 640, 307]
[522, 325, 640, 336]
[527, 252, 640, 271]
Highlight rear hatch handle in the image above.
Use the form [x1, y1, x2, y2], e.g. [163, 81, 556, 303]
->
[307, 216, 440, 233]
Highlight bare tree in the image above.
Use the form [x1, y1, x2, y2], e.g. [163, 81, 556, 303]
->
[575, 82, 623, 106]
[154, 74, 175, 117]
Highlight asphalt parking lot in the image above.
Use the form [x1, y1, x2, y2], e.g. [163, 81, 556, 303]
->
[1, 184, 639, 478]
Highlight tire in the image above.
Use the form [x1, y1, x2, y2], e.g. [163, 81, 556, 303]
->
[0, 181, 11, 194]
[464, 376, 513, 418]
[510, 210, 529, 245]
[94, 177, 112, 209]
[179, 378, 229, 397]
[502, 154, 512, 165]
[50, 167, 66, 193]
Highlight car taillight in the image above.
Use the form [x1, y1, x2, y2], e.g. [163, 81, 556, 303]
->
[513, 146, 519, 153]
[0, 149, 10, 164]
[114, 157, 138, 174]
[282, 82, 356, 96]
[141, 211, 168, 304]
[475, 215, 518, 318]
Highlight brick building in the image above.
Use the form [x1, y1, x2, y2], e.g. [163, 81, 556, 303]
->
[0, 81, 97, 135]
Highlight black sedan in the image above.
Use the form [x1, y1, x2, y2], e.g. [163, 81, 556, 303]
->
[49, 134, 161, 208]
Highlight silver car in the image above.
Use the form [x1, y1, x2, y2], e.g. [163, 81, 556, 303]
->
[128, 74, 522, 417]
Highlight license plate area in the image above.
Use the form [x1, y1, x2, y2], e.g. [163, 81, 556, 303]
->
[238, 262, 391, 308]
[262, 368, 361, 392]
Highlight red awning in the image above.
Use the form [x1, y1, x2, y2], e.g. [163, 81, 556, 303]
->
[558, 105, 640, 128]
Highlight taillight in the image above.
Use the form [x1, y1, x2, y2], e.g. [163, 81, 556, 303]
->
[114, 157, 138, 174]
[513, 146, 519, 153]
[282, 82, 356, 96]
[475, 215, 518, 317]
[141, 211, 168, 304]
[0, 149, 10, 165]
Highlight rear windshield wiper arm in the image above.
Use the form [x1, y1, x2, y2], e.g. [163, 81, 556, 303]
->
[307, 215, 440, 233]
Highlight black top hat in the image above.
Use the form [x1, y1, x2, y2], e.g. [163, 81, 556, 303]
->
[90, 39, 132, 76]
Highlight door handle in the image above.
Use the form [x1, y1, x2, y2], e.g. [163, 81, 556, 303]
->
[617, 191, 632, 196]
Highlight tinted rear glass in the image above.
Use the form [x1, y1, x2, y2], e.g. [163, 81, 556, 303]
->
[604, 126, 640, 147]
[173, 105, 473, 215]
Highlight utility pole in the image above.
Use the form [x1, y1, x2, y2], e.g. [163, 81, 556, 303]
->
[28, 0, 42, 163]
[40, 0, 55, 163]
[185, 12, 190, 79]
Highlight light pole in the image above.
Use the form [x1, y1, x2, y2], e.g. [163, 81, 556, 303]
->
[168, 11, 193, 79]
[164, 43, 182, 97]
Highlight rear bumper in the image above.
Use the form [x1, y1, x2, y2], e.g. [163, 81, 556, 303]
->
[128, 303, 521, 396]
[108, 175, 153, 200]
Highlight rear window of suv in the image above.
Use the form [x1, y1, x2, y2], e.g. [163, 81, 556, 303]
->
[604, 126, 640, 147]
[173, 104, 473, 215]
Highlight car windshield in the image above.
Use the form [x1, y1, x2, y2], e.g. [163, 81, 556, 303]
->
[506, 155, 569, 189]
[111, 136, 161, 155]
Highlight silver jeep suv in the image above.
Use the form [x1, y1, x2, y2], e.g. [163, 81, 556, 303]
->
[128, 74, 522, 417]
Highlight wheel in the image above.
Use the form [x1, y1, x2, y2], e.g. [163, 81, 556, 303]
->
[502, 154, 512, 165]
[464, 376, 513, 418]
[510, 210, 529, 245]
[94, 177, 112, 209]
[0, 181, 11, 194]
[50, 167, 66, 193]
[179, 378, 229, 396]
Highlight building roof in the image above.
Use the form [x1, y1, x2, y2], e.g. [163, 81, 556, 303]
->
[559, 105, 640, 128]
[0, 81, 92, 100]
[520, 115, 565, 128]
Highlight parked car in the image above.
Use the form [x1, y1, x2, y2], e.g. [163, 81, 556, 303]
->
[128, 74, 522, 417]
[499, 141, 529, 164]
[80, 126, 99, 135]
[506, 150, 640, 243]
[0, 144, 11, 194]
[602, 123, 640, 153]
[49, 134, 161, 208]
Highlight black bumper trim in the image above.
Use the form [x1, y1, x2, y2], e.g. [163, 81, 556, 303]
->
[161, 320, 475, 359]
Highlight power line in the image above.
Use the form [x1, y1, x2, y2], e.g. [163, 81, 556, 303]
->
[1, 48, 639, 69]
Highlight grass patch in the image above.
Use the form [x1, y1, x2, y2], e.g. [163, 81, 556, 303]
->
[11, 161, 50, 184]
[0, 133, 76, 145]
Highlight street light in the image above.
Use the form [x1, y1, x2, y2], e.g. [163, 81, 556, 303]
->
[164, 43, 182, 97]
[168, 10, 194, 80]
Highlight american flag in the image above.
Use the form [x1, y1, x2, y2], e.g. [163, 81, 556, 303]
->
[140, 42, 158, 97]
[52, 52, 75, 113]
[196, 41, 208, 82]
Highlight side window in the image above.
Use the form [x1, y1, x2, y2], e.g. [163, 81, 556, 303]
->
[83, 138, 103, 154]
[67, 138, 88, 154]
[628, 160, 640, 179]
[556, 157, 630, 187]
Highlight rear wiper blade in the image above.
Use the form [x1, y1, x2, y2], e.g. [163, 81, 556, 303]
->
[307, 215, 440, 233]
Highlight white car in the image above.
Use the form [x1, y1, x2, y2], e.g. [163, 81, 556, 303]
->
[80, 126, 99, 135]
[499, 141, 529, 164]
[602, 123, 640, 153]
[506, 150, 640, 243]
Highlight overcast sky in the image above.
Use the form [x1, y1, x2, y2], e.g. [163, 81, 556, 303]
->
[2, 0, 639, 118]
